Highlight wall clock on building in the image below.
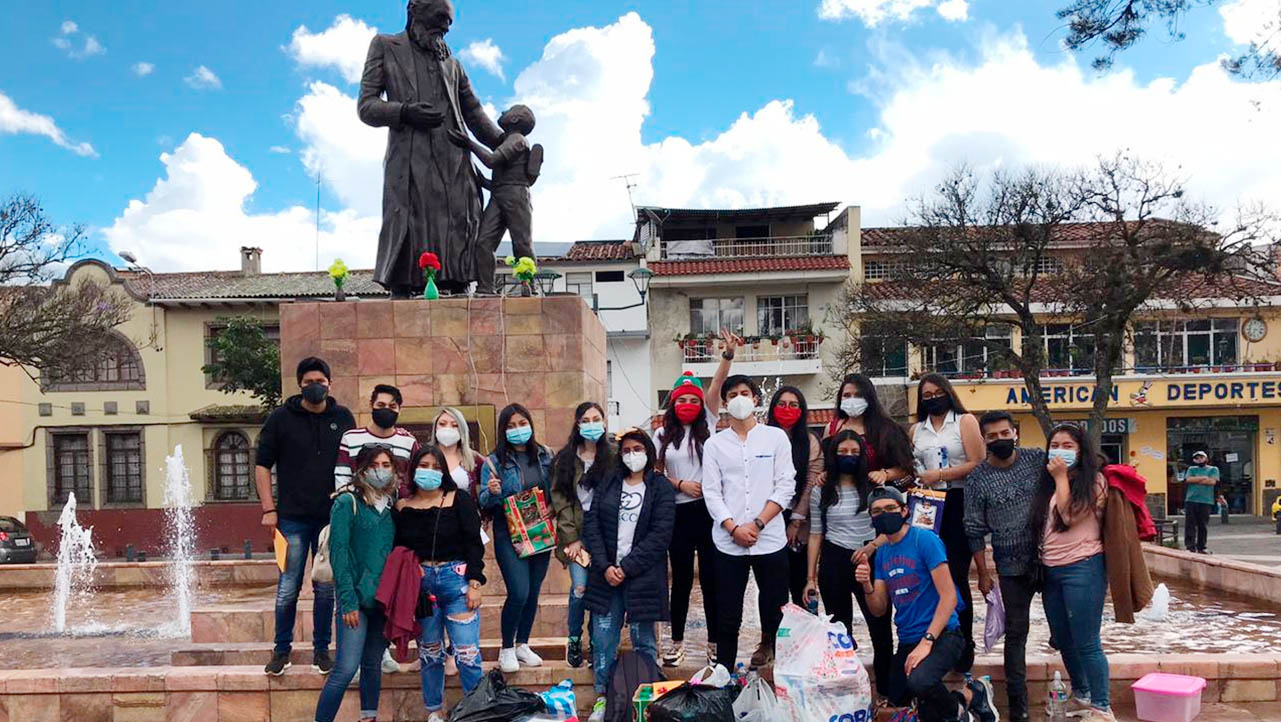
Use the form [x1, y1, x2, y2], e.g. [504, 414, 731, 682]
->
[1243, 318, 1267, 343]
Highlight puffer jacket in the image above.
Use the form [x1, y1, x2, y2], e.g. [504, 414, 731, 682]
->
[581, 470, 675, 623]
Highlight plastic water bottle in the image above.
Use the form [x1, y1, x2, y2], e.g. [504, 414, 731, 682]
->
[1048, 670, 1068, 722]
[806, 590, 820, 616]
[734, 662, 747, 687]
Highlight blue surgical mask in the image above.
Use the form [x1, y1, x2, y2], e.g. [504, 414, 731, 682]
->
[506, 425, 533, 445]
[414, 468, 443, 491]
[579, 421, 606, 442]
[1048, 448, 1078, 467]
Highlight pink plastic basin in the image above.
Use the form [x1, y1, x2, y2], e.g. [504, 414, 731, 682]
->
[1132, 673, 1207, 722]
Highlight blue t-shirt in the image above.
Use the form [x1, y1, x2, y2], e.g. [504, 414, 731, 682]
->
[874, 526, 960, 645]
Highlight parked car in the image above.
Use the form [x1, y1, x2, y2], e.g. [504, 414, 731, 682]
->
[0, 517, 37, 564]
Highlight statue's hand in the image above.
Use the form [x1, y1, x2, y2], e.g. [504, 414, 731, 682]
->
[447, 128, 471, 148]
[404, 102, 444, 129]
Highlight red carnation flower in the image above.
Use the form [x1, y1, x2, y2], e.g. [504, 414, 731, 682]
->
[418, 252, 441, 272]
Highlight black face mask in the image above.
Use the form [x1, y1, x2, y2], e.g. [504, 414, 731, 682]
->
[871, 512, 906, 536]
[836, 455, 863, 476]
[301, 382, 328, 404]
[371, 408, 399, 429]
[923, 396, 951, 416]
[987, 438, 1016, 460]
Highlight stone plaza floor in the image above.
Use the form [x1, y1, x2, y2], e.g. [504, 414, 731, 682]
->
[1197, 514, 1281, 568]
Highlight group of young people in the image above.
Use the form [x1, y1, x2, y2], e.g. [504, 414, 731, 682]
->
[257, 330, 1127, 722]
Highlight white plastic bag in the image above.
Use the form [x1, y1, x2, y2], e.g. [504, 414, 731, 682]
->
[983, 584, 1006, 653]
[773, 604, 873, 722]
[732, 676, 781, 721]
[688, 663, 732, 688]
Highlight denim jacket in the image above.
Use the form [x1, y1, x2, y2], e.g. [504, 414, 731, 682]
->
[477, 445, 554, 510]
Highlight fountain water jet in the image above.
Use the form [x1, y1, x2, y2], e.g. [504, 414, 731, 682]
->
[52, 492, 98, 633]
[163, 445, 196, 635]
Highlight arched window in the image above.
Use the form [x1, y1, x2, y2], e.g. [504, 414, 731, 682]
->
[44, 331, 145, 391]
[213, 432, 253, 501]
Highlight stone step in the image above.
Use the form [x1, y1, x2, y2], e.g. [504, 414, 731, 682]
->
[191, 595, 574, 645]
[171, 638, 572, 666]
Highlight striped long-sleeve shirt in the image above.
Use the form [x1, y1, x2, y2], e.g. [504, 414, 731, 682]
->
[334, 427, 420, 489]
[963, 447, 1045, 577]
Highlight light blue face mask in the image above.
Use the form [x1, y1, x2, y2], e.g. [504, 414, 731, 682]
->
[579, 421, 606, 442]
[364, 467, 395, 489]
[506, 425, 533, 445]
[414, 468, 443, 491]
[1048, 448, 1078, 467]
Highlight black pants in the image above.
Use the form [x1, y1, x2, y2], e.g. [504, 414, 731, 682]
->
[712, 547, 789, 668]
[999, 573, 1037, 720]
[940, 489, 974, 669]
[1185, 501, 1212, 552]
[786, 544, 809, 608]
[817, 540, 895, 697]
[668, 500, 719, 643]
[887, 628, 967, 722]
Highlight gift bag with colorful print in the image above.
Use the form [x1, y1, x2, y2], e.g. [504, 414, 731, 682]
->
[503, 487, 557, 558]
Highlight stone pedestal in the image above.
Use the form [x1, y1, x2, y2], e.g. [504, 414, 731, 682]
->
[278, 296, 608, 448]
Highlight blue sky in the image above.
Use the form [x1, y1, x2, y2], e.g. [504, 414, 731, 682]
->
[1, 0, 1276, 272]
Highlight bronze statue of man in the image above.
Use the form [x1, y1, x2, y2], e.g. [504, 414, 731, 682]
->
[358, 0, 503, 297]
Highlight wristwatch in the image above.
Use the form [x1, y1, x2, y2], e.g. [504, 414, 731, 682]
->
[722, 351, 735, 360]
[753, 517, 765, 530]
[922, 632, 937, 643]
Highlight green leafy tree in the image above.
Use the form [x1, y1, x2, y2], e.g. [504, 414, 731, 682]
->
[202, 316, 281, 408]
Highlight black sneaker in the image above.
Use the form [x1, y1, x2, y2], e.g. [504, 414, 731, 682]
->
[313, 649, 333, 675]
[264, 651, 292, 676]
[566, 637, 584, 668]
[966, 676, 1000, 722]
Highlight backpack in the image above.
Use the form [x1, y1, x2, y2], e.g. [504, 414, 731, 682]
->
[311, 492, 358, 584]
[605, 651, 666, 722]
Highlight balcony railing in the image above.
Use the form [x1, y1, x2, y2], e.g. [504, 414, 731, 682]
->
[935, 363, 1278, 381]
[662, 235, 833, 259]
[679, 334, 825, 363]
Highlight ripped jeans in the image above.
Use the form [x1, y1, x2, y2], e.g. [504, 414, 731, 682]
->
[418, 561, 483, 712]
[568, 560, 590, 641]
[591, 587, 657, 694]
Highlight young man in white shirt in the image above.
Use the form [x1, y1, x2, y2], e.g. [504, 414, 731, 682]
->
[334, 384, 420, 490]
[701, 374, 796, 668]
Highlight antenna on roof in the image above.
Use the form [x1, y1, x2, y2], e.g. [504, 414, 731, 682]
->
[611, 173, 639, 218]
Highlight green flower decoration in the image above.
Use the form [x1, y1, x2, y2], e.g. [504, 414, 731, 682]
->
[506, 255, 539, 282]
[328, 259, 349, 289]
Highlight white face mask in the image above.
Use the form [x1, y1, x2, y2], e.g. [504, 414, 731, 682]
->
[623, 451, 648, 473]
[434, 425, 461, 448]
[841, 397, 869, 418]
[726, 394, 756, 420]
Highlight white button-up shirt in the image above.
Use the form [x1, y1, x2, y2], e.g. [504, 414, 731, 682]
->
[702, 422, 796, 556]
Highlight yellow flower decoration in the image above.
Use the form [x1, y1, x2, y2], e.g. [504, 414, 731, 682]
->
[506, 255, 539, 281]
[328, 259, 349, 287]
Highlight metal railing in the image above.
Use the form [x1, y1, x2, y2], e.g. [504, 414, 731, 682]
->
[662, 235, 833, 259]
[680, 336, 825, 363]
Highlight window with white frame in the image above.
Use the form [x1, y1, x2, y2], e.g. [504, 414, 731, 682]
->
[859, 322, 909, 377]
[1134, 319, 1238, 371]
[864, 260, 905, 281]
[1043, 324, 1095, 374]
[757, 295, 809, 336]
[564, 272, 593, 298]
[689, 297, 744, 335]
[1035, 256, 1065, 275]
[923, 326, 1013, 375]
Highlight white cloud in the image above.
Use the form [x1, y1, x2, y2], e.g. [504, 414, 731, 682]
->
[288, 14, 377, 84]
[818, 0, 968, 25]
[52, 20, 105, 58]
[814, 48, 839, 68]
[459, 38, 507, 81]
[269, 145, 292, 154]
[103, 133, 379, 272]
[81, 36, 105, 57]
[1221, 0, 1281, 55]
[184, 65, 222, 90]
[132, 61, 154, 77]
[0, 91, 97, 157]
[60, 21, 78, 35]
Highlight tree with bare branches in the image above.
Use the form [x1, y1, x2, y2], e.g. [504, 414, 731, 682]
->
[0, 193, 133, 382]
[835, 156, 1278, 446]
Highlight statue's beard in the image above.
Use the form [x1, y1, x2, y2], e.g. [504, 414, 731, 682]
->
[408, 20, 450, 60]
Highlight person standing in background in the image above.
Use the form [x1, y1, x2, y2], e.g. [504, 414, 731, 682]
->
[256, 357, 355, 677]
[769, 385, 824, 611]
[825, 373, 914, 488]
[333, 384, 419, 491]
[429, 407, 487, 495]
[1184, 451, 1218, 553]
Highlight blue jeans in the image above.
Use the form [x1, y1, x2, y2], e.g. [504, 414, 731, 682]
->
[591, 587, 658, 694]
[568, 560, 589, 641]
[492, 519, 551, 647]
[419, 562, 483, 712]
[314, 606, 385, 722]
[1043, 553, 1110, 710]
[274, 517, 334, 654]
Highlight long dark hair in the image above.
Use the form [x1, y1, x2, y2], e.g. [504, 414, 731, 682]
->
[820, 430, 872, 532]
[1032, 423, 1101, 535]
[658, 395, 711, 468]
[553, 401, 614, 500]
[834, 373, 913, 472]
[408, 444, 458, 493]
[767, 385, 813, 501]
[914, 372, 969, 422]
[616, 428, 658, 477]
[495, 403, 539, 466]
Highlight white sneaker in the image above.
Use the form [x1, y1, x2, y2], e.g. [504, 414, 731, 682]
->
[498, 647, 519, 673]
[381, 648, 399, 674]
[589, 696, 607, 722]
[661, 639, 685, 667]
[427, 713, 447, 722]
[515, 643, 543, 667]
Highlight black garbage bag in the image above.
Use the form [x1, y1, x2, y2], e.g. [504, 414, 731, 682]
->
[448, 668, 545, 722]
[645, 683, 735, 722]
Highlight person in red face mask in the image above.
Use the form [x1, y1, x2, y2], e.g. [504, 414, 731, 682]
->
[654, 329, 738, 667]
[766, 386, 824, 614]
